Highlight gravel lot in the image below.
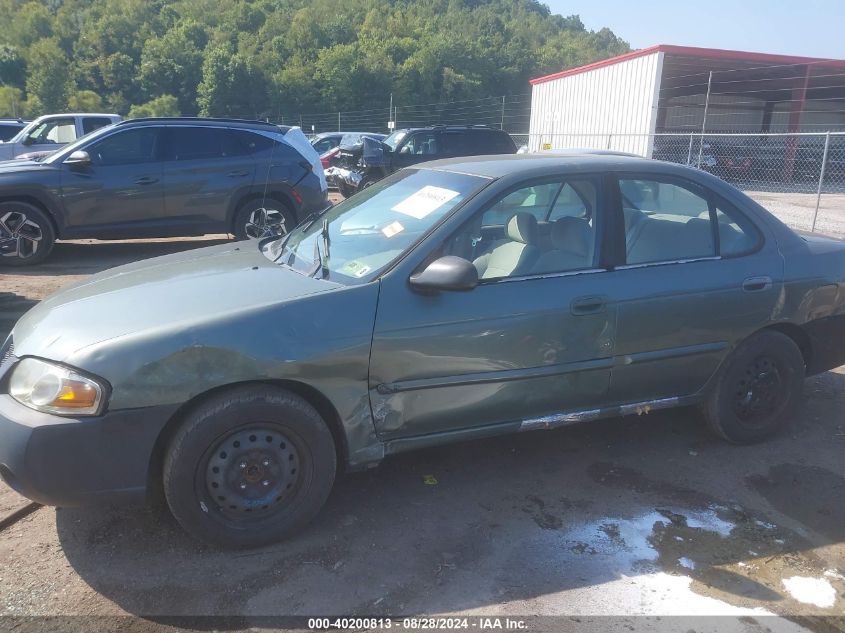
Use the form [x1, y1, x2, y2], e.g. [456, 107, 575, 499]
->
[1, 192, 845, 628]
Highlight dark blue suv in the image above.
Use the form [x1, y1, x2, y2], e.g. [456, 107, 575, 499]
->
[0, 118, 328, 265]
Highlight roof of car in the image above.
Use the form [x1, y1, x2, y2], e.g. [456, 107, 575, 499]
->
[398, 125, 511, 134]
[417, 153, 655, 178]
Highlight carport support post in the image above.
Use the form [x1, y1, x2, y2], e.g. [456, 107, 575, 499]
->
[606, 133, 612, 149]
[811, 131, 831, 232]
[697, 71, 713, 169]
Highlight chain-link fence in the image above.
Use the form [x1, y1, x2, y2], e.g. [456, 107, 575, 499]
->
[520, 132, 845, 237]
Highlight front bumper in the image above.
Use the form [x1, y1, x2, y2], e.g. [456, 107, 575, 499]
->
[0, 394, 177, 506]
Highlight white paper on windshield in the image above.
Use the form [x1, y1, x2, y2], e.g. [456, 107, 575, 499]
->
[391, 186, 460, 220]
[381, 220, 405, 238]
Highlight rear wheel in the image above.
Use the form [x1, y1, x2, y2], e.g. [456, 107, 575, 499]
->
[163, 385, 336, 548]
[702, 330, 805, 443]
[0, 201, 55, 266]
[233, 198, 295, 241]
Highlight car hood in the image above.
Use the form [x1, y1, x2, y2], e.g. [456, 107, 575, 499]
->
[12, 242, 340, 362]
[0, 158, 46, 173]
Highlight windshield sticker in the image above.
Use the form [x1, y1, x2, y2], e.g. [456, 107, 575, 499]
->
[341, 260, 372, 278]
[391, 186, 460, 220]
[381, 220, 405, 238]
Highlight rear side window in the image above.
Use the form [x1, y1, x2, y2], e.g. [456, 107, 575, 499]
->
[228, 129, 274, 155]
[472, 130, 516, 154]
[442, 131, 466, 155]
[619, 177, 759, 265]
[89, 128, 159, 165]
[168, 126, 246, 161]
[82, 117, 114, 134]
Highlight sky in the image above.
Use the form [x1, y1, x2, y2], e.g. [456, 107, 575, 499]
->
[545, 0, 845, 59]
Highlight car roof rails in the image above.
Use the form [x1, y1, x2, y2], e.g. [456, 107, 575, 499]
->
[119, 117, 281, 129]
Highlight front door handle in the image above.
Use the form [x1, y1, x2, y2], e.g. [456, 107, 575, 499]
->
[742, 276, 772, 292]
[227, 170, 250, 178]
[571, 295, 607, 315]
[134, 176, 159, 185]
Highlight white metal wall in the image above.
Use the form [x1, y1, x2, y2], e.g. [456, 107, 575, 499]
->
[528, 51, 664, 156]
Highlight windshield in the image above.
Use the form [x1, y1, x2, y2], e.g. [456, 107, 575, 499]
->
[263, 169, 488, 284]
[43, 123, 119, 164]
[382, 131, 407, 151]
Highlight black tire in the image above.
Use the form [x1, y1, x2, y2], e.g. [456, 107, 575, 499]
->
[702, 330, 805, 444]
[233, 198, 296, 241]
[0, 201, 55, 266]
[163, 385, 336, 548]
[338, 183, 353, 199]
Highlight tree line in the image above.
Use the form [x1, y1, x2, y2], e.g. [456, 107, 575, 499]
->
[0, 0, 628, 122]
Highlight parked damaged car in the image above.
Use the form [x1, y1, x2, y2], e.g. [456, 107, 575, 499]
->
[324, 132, 387, 197]
[333, 125, 516, 197]
[2, 154, 845, 548]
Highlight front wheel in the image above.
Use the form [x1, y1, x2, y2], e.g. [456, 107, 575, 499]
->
[0, 201, 55, 266]
[702, 330, 805, 443]
[233, 198, 295, 241]
[163, 386, 336, 548]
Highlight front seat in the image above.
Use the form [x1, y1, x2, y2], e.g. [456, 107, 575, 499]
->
[531, 217, 592, 274]
[474, 212, 540, 279]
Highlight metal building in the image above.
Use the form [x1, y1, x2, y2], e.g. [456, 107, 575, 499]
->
[528, 44, 845, 157]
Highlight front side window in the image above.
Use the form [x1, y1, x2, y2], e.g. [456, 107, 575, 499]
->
[620, 177, 759, 265]
[444, 178, 601, 280]
[88, 127, 159, 166]
[264, 169, 488, 284]
[27, 118, 75, 145]
[401, 133, 438, 156]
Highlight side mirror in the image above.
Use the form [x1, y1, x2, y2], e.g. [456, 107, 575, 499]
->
[409, 256, 478, 292]
[21, 136, 35, 146]
[64, 150, 91, 166]
[399, 145, 411, 154]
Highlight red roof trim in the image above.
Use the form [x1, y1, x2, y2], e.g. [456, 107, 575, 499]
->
[529, 44, 845, 86]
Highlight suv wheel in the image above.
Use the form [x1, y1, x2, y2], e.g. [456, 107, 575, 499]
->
[702, 330, 805, 443]
[163, 385, 336, 548]
[233, 198, 295, 241]
[0, 201, 55, 266]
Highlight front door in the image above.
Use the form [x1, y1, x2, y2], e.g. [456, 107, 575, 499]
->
[60, 126, 166, 235]
[606, 174, 782, 403]
[369, 175, 617, 439]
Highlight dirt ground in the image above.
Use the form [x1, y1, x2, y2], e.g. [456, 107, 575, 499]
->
[2, 200, 845, 628]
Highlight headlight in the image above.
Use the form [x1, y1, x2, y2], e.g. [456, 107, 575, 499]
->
[9, 358, 107, 416]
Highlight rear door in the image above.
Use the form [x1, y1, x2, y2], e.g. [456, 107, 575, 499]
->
[605, 173, 782, 403]
[161, 126, 257, 232]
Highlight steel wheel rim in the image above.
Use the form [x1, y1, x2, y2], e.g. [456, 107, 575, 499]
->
[244, 207, 287, 240]
[0, 211, 42, 260]
[202, 426, 302, 519]
[732, 354, 786, 425]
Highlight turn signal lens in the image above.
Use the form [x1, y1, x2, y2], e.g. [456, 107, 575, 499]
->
[9, 358, 105, 416]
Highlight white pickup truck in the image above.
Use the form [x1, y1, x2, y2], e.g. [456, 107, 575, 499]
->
[0, 113, 121, 161]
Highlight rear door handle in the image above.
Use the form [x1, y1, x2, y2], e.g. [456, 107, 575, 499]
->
[571, 295, 607, 315]
[227, 170, 250, 178]
[134, 176, 159, 185]
[742, 276, 772, 292]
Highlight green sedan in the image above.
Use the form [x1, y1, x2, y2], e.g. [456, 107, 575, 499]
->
[2, 154, 844, 547]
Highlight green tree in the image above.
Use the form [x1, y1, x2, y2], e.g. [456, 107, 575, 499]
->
[9, 2, 54, 48]
[68, 90, 104, 111]
[128, 94, 180, 118]
[25, 38, 73, 112]
[137, 21, 206, 116]
[0, 86, 25, 118]
[197, 45, 267, 118]
[0, 45, 26, 88]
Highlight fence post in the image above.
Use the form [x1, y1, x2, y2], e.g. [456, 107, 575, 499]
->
[697, 71, 713, 169]
[501, 96, 506, 130]
[338, 112, 341, 132]
[686, 133, 694, 166]
[811, 131, 831, 233]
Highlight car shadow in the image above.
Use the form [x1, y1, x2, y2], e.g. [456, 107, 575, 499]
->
[10, 236, 232, 278]
[0, 292, 39, 341]
[53, 370, 845, 618]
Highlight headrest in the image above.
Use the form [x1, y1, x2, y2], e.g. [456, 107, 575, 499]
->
[550, 217, 590, 255]
[506, 212, 539, 245]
